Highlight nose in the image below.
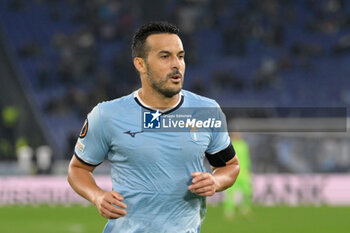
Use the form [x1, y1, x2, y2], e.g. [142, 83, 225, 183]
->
[171, 56, 181, 70]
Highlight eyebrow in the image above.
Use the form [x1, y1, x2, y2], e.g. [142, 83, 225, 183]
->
[158, 50, 185, 55]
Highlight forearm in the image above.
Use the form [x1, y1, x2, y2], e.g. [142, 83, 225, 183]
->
[212, 158, 240, 192]
[67, 166, 104, 205]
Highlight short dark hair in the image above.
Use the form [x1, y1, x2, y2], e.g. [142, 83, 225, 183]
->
[131, 21, 180, 59]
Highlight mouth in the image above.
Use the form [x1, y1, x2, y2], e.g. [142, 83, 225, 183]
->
[169, 74, 182, 83]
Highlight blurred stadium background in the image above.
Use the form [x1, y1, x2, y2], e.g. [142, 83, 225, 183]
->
[0, 0, 350, 232]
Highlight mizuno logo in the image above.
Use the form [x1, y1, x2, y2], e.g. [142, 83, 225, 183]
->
[124, 130, 144, 138]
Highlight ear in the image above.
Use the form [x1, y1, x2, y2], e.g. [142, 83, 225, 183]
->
[133, 57, 147, 74]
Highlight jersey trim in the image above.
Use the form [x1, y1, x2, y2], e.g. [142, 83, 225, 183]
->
[205, 143, 235, 167]
[133, 90, 184, 115]
[74, 152, 102, 167]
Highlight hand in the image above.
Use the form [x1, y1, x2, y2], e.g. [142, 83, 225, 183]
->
[94, 191, 127, 219]
[188, 172, 217, 197]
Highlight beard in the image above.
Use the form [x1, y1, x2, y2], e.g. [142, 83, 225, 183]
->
[145, 63, 184, 98]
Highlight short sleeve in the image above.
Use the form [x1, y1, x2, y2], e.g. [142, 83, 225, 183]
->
[205, 102, 231, 154]
[74, 104, 109, 166]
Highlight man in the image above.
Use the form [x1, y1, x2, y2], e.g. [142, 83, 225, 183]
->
[68, 21, 240, 233]
[224, 132, 252, 218]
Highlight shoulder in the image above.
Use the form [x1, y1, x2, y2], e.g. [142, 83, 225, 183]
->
[92, 91, 136, 118]
[98, 91, 135, 111]
[182, 90, 220, 108]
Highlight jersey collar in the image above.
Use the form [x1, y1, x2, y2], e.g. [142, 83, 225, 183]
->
[133, 89, 184, 115]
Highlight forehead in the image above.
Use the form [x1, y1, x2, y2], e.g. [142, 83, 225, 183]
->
[146, 33, 184, 53]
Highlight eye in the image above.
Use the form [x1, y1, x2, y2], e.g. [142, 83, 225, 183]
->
[161, 55, 169, 59]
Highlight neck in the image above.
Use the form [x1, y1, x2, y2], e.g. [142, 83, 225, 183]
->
[138, 87, 180, 110]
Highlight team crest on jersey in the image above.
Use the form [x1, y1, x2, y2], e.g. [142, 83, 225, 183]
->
[190, 127, 199, 141]
[79, 119, 88, 138]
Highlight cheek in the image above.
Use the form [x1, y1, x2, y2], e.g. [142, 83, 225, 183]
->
[151, 61, 168, 74]
[149, 67, 168, 83]
[180, 62, 186, 75]
[155, 68, 168, 79]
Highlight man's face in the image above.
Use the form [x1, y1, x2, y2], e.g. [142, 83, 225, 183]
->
[143, 33, 185, 98]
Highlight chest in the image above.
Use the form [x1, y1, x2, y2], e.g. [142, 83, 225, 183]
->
[107, 117, 211, 164]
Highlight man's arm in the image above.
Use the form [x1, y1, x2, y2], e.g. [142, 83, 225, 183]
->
[211, 155, 240, 191]
[67, 156, 127, 219]
[188, 156, 240, 196]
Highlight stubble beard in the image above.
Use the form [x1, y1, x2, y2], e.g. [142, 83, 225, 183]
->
[145, 63, 184, 98]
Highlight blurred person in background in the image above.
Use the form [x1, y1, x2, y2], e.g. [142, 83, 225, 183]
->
[224, 132, 252, 218]
[1, 105, 19, 159]
[68, 21, 240, 233]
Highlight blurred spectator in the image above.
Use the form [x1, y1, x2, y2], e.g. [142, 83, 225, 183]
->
[176, 0, 202, 35]
[305, 0, 346, 35]
[332, 34, 350, 55]
[52, 29, 97, 85]
[1, 106, 19, 159]
[36, 145, 53, 174]
[16, 144, 34, 175]
[253, 57, 279, 89]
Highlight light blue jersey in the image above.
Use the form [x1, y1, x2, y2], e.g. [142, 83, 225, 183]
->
[74, 90, 231, 233]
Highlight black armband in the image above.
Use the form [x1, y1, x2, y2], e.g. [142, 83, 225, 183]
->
[205, 143, 235, 167]
[74, 152, 102, 167]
